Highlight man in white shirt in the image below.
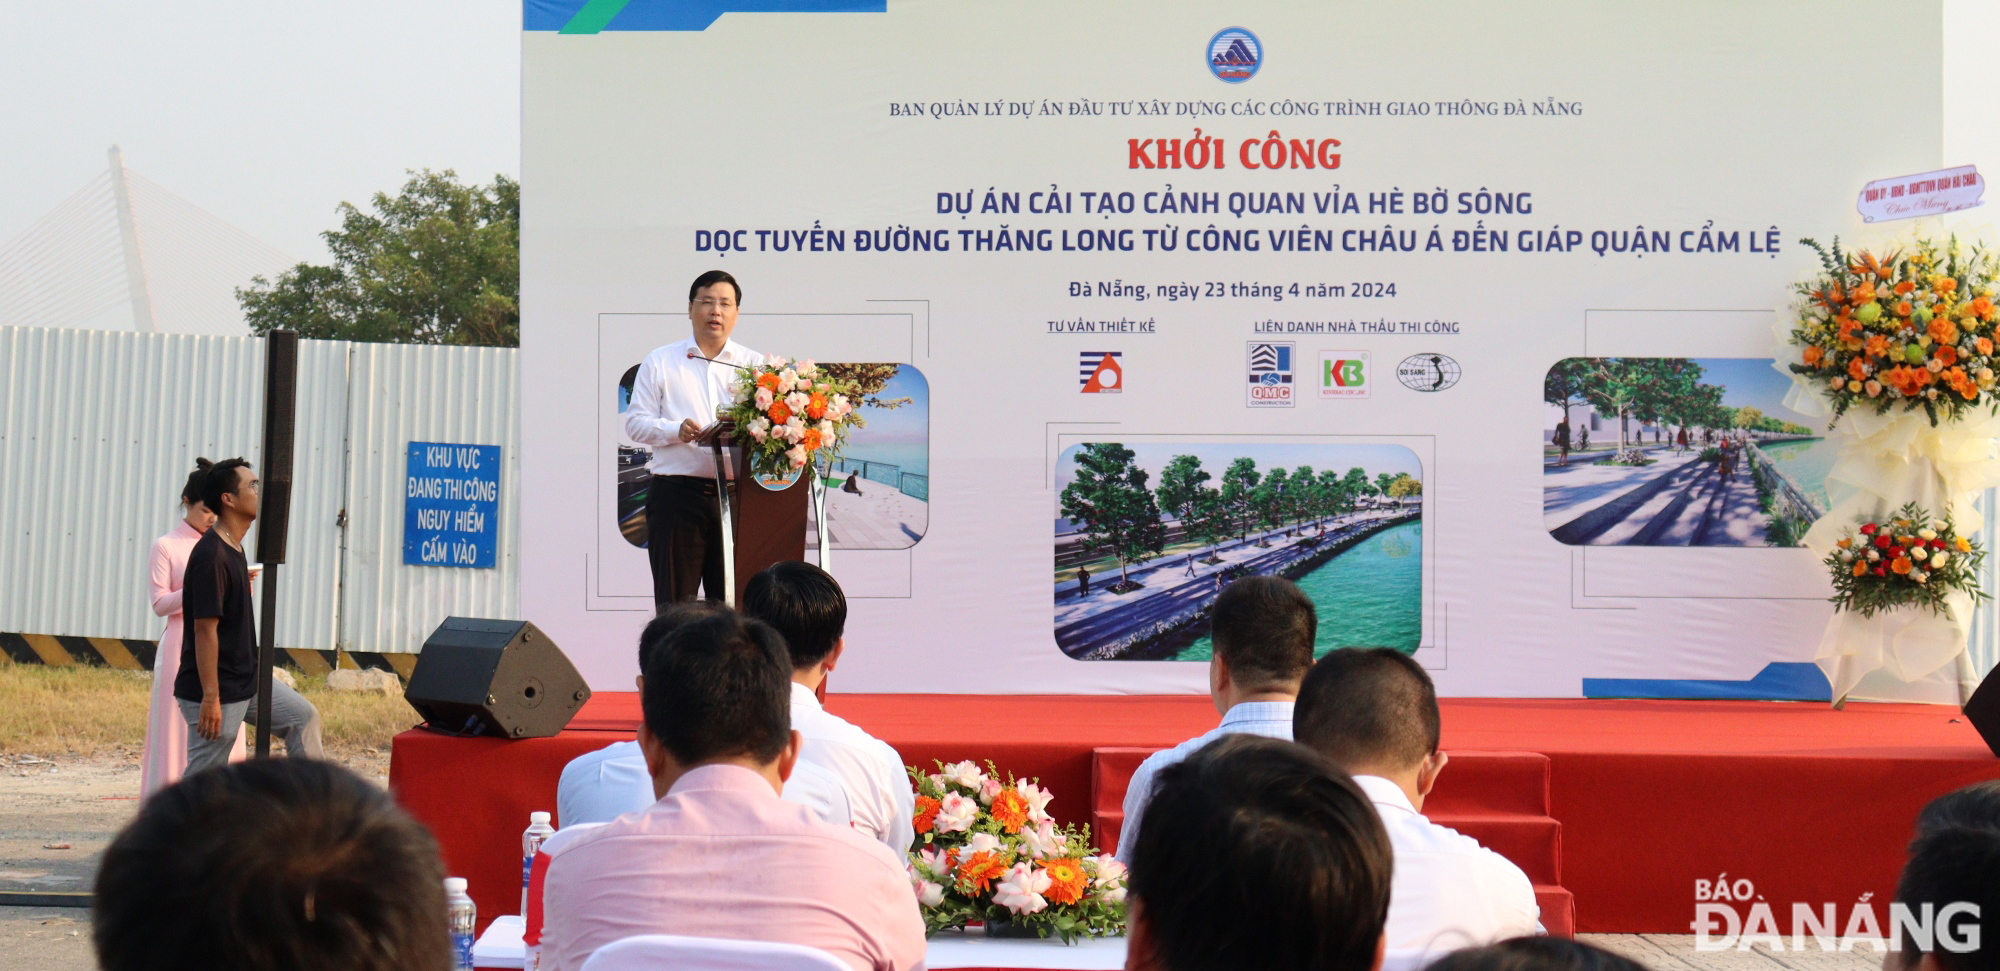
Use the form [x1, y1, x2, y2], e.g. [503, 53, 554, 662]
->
[742, 561, 915, 854]
[1115, 576, 1316, 862]
[556, 601, 852, 828]
[1293, 647, 1541, 953]
[623, 270, 765, 610]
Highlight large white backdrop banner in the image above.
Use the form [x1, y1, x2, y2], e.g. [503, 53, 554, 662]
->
[522, 0, 1958, 695]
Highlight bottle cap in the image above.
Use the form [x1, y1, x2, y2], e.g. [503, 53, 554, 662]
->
[444, 877, 468, 894]
[530, 811, 551, 825]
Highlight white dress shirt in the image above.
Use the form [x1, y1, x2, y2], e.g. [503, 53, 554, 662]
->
[623, 336, 765, 477]
[1353, 774, 1541, 954]
[1114, 700, 1294, 862]
[790, 682, 916, 854]
[554, 737, 853, 830]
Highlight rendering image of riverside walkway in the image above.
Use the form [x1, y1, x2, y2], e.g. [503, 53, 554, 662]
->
[1054, 506, 1416, 660]
[1543, 438, 1822, 547]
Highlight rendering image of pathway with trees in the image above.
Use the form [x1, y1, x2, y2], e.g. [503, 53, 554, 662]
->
[1054, 442, 1423, 660]
[1543, 358, 1828, 547]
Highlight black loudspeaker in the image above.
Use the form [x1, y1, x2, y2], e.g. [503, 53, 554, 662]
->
[256, 330, 298, 565]
[405, 618, 592, 739]
[1966, 672, 2000, 758]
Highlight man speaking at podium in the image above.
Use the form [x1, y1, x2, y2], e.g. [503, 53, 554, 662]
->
[625, 271, 766, 609]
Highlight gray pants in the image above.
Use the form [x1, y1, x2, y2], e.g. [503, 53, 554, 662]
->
[177, 681, 323, 773]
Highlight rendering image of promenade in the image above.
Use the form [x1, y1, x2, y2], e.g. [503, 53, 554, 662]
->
[1054, 442, 1423, 660]
[1543, 358, 1830, 547]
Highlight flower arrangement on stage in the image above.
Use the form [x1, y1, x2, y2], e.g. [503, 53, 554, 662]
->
[1823, 503, 1989, 617]
[906, 760, 1127, 943]
[720, 358, 862, 477]
[1786, 236, 2000, 426]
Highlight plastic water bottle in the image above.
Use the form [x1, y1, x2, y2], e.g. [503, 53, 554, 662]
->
[445, 877, 476, 971]
[521, 811, 555, 915]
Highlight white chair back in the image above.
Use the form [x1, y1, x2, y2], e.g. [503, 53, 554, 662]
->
[579, 933, 852, 971]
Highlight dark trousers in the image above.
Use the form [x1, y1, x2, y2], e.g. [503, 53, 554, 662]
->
[646, 474, 726, 609]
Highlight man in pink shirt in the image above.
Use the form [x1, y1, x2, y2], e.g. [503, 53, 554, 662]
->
[540, 611, 926, 971]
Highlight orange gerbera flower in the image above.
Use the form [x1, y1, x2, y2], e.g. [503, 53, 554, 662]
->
[1936, 344, 1959, 367]
[806, 392, 828, 420]
[1864, 335, 1890, 359]
[801, 429, 823, 450]
[1892, 556, 1913, 575]
[1848, 357, 1869, 382]
[756, 372, 782, 392]
[990, 788, 1030, 833]
[1853, 559, 1869, 577]
[957, 851, 1008, 893]
[914, 795, 941, 835]
[1041, 859, 1089, 906]
[1930, 316, 1960, 346]
[767, 401, 792, 425]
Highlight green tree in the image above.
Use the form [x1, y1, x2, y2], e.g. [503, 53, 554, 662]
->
[1581, 358, 1689, 450]
[1155, 455, 1212, 540]
[1375, 471, 1398, 498]
[1255, 468, 1292, 537]
[1733, 405, 1764, 429]
[1544, 358, 1592, 426]
[1220, 457, 1261, 541]
[1317, 468, 1349, 519]
[1342, 467, 1372, 507]
[1060, 443, 1165, 588]
[239, 170, 520, 346]
[1292, 466, 1317, 530]
[1189, 487, 1231, 561]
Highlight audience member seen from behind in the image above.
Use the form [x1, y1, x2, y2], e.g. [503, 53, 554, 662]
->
[1124, 733, 1390, 971]
[742, 561, 916, 853]
[1293, 647, 1540, 951]
[1915, 779, 2000, 835]
[1424, 937, 1650, 971]
[1887, 785, 2000, 971]
[556, 602, 726, 826]
[1116, 575, 1316, 862]
[540, 612, 925, 971]
[94, 759, 449, 971]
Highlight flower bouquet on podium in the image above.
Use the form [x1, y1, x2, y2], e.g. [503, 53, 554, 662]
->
[720, 357, 861, 478]
[906, 760, 1127, 943]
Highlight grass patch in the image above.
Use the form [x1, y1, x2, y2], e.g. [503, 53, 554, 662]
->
[0, 661, 419, 761]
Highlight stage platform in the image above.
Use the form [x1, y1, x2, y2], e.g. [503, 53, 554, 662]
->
[389, 695, 1998, 935]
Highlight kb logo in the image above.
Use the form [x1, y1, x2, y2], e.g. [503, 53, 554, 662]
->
[1319, 351, 1370, 399]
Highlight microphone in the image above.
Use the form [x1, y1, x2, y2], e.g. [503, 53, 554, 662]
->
[686, 348, 753, 372]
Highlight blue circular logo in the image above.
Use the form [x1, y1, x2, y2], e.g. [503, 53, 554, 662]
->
[1208, 28, 1261, 83]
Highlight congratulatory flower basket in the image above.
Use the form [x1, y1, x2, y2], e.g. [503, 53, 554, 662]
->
[719, 357, 862, 479]
[1824, 503, 1987, 618]
[906, 760, 1127, 943]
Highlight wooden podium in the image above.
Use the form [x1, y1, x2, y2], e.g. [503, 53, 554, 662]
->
[695, 420, 809, 604]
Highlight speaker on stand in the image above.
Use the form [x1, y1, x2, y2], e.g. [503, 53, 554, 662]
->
[254, 331, 298, 758]
[1965, 669, 2000, 758]
[405, 618, 592, 739]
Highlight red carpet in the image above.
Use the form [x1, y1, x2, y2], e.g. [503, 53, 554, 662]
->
[390, 694, 2000, 934]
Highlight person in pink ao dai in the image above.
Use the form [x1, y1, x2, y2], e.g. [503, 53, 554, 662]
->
[141, 460, 244, 796]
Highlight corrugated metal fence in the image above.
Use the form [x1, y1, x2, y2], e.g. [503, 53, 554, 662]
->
[0, 327, 517, 653]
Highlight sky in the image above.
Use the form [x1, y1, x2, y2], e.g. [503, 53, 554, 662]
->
[0, 2, 519, 263]
[1691, 357, 1819, 429]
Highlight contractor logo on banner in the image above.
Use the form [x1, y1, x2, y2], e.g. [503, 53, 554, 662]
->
[1320, 352, 1370, 399]
[1396, 353, 1461, 392]
[1247, 342, 1294, 407]
[1208, 28, 1261, 83]
[1079, 351, 1124, 393]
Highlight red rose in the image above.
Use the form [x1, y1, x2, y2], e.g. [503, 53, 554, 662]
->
[1874, 566, 1888, 577]
[1931, 539, 1945, 550]
[1861, 524, 1878, 534]
[1875, 535, 1894, 549]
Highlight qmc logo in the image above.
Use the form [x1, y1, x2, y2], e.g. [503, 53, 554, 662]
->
[1247, 342, 1293, 408]
[1208, 28, 1261, 83]
[1080, 351, 1124, 393]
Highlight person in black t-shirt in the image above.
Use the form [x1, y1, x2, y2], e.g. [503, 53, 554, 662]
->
[174, 458, 323, 771]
